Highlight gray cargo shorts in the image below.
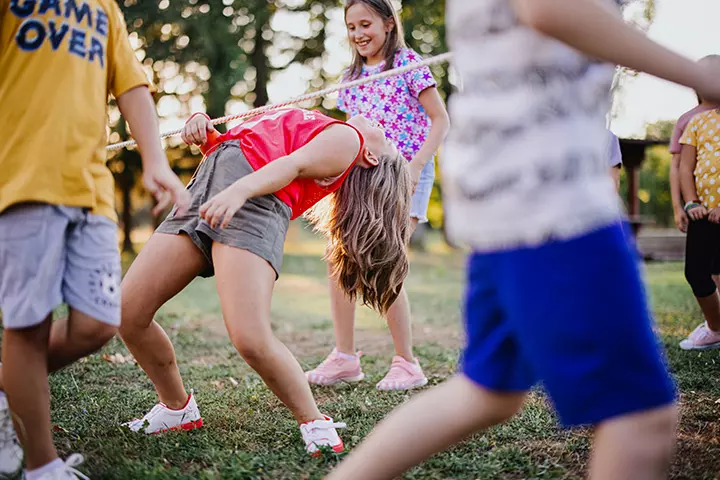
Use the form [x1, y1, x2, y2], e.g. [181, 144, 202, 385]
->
[0, 204, 121, 329]
[157, 140, 292, 278]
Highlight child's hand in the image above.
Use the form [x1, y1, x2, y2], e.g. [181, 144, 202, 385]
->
[182, 114, 219, 146]
[709, 208, 720, 224]
[199, 184, 248, 229]
[673, 206, 689, 233]
[143, 162, 191, 217]
[687, 204, 708, 221]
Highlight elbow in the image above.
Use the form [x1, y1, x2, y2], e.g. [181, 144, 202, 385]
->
[434, 111, 451, 139]
[441, 111, 451, 137]
[512, 0, 555, 34]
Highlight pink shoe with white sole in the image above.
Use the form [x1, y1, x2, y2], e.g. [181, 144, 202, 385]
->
[376, 356, 428, 391]
[679, 322, 720, 350]
[306, 349, 365, 386]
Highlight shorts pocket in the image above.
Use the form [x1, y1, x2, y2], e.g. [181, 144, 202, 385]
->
[233, 195, 276, 239]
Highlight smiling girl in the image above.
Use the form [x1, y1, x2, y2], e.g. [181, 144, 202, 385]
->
[306, 0, 450, 392]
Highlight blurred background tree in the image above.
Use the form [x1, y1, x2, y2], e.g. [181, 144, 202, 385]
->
[112, 0, 665, 251]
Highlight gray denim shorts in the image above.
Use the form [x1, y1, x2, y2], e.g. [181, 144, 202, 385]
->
[157, 141, 292, 278]
[0, 204, 121, 329]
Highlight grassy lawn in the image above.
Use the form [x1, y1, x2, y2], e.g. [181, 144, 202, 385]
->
[13, 224, 720, 479]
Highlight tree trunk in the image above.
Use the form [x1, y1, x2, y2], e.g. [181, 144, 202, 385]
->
[251, 5, 270, 108]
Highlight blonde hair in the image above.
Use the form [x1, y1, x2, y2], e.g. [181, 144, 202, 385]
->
[306, 152, 412, 314]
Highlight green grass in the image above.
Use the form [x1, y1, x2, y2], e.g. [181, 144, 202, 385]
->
[16, 227, 720, 478]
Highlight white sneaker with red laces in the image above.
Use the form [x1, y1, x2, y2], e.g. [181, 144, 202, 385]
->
[123, 392, 203, 434]
[300, 415, 346, 456]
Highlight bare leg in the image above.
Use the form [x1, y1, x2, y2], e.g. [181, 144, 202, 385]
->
[713, 275, 720, 290]
[119, 233, 206, 409]
[589, 404, 677, 480]
[2, 317, 56, 470]
[0, 310, 116, 391]
[213, 244, 324, 423]
[328, 218, 419, 360]
[696, 290, 720, 332]
[384, 219, 419, 361]
[326, 375, 526, 480]
[327, 259, 357, 355]
[385, 286, 415, 361]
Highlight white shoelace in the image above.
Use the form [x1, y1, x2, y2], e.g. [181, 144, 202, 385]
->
[300, 419, 347, 445]
[61, 454, 89, 480]
[37, 454, 88, 480]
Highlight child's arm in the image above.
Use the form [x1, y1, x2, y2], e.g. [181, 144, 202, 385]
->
[608, 166, 620, 192]
[198, 125, 362, 229]
[117, 86, 191, 215]
[409, 88, 450, 191]
[670, 153, 689, 232]
[679, 144, 706, 221]
[511, 0, 719, 99]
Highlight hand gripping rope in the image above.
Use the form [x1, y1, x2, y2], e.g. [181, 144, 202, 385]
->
[106, 52, 453, 151]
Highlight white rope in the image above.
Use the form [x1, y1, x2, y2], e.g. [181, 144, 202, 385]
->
[107, 52, 453, 151]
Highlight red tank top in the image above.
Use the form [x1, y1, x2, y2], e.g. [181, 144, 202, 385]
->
[198, 108, 365, 219]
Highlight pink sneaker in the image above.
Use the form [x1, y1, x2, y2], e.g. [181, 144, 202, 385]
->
[305, 349, 365, 386]
[376, 356, 428, 391]
[679, 322, 720, 350]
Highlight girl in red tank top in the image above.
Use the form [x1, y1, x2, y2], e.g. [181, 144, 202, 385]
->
[118, 107, 411, 455]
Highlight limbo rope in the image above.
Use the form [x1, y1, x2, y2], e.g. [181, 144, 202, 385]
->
[107, 52, 453, 151]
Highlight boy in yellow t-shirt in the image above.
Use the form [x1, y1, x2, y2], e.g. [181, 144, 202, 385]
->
[679, 104, 720, 350]
[0, 1, 190, 478]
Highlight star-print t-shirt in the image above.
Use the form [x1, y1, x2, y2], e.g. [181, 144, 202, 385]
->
[337, 48, 437, 162]
[681, 109, 720, 209]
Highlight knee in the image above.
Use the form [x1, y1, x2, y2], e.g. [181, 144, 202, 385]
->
[76, 321, 117, 350]
[684, 263, 716, 298]
[230, 333, 273, 366]
[488, 394, 525, 425]
[609, 405, 677, 467]
[632, 406, 677, 465]
[118, 304, 156, 343]
[118, 317, 144, 343]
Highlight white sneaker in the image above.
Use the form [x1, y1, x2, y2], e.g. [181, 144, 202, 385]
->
[299, 415, 346, 456]
[0, 394, 22, 476]
[36, 454, 89, 480]
[123, 392, 203, 434]
[679, 322, 720, 350]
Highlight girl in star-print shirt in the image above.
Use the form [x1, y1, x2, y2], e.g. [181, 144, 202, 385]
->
[306, 0, 449, 393]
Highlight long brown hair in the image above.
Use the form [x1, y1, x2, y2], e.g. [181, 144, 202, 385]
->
[306, 152, 412, 314]
[345, 0, 406, 81]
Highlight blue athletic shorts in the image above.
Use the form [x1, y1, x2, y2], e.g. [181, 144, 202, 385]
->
[462, 222, 676, 427]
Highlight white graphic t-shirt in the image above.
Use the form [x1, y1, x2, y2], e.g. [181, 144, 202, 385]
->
[442, 0, 624, 252]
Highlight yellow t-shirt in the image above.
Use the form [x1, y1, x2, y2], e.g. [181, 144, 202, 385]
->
[681, 109, 720, 210]
[0, 0, 151, 220]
